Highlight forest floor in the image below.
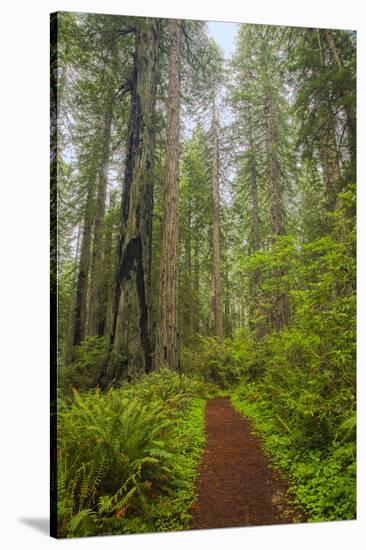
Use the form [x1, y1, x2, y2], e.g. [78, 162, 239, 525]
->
[190, 397, 304, 530]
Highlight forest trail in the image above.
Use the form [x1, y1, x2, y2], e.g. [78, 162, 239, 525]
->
[191, 397, 303, 530]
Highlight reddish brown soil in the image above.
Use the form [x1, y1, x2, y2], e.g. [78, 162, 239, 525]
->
[190, 397, 303, 530]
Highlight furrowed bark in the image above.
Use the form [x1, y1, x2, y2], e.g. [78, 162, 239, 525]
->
[155, 19, 181, 371]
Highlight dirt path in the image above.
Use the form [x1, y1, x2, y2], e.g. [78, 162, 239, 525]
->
[191, 397, 303, 530]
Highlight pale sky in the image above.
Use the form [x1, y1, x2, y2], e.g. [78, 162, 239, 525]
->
[207, 21, 238, 59]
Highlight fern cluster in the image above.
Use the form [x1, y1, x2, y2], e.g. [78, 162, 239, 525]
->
[57, 369, 207, 537]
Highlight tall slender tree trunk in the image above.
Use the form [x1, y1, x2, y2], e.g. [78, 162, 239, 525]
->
[249, 148, 260, 252]
[319, 125, 342, 211]
[88, 99, 113, 336]
[223, 265, 232, 337]
[211, 89, 223, 341]
[325, 30, 342, 66]
[73, 165, 97, 346]
[64, 224, 81, 364]
[100, 190, 117, 338]
[155, 19, 181, 371]
[264, 92, 289, 331]
[193, 234, 200, 335]
[184, 195, 193, 338]
[101, 19, 160, 384]
[248, 128, 265, 338]
[264, 93, 286, 238]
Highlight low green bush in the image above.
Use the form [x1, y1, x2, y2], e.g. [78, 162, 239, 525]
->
[181, 332, 253, 388]
[231, 383, 356, 521]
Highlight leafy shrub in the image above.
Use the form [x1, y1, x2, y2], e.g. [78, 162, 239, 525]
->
[181, 333, 253, 388]
[232, 383, 356, 521]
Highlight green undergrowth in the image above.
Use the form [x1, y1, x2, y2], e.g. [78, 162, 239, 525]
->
[57, 369, 209, 537]
[231, 384, 356, 522]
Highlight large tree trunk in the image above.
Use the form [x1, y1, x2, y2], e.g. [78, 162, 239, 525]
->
[88, 100, 113, 336]
[101, 19, 160, 384]
[155, 19, 181, 371]
[264, 92, 289, 331]
[211, 89, 223, 341]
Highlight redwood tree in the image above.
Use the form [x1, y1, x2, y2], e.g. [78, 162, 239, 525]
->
[105, 19, 161, 382]
[155, 19, 182, 371]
